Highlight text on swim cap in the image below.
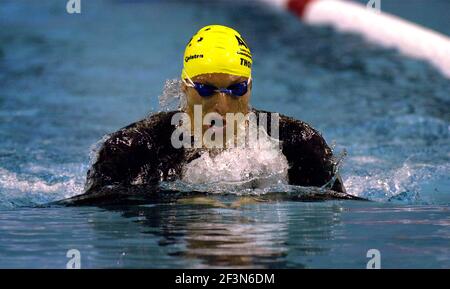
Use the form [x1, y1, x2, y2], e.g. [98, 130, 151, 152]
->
[185, 54, 204, 63]
[240, 58, 252, 68]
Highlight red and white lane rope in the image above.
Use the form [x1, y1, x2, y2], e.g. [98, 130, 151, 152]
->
[258, 0, 450, 78]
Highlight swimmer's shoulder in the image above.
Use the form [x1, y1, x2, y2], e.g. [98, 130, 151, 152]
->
[117, 110, 179, 135]
[86, 111, 182, 193]
[251, 108, 326, 146]
[103, 111, 179, 148]
[252, 108, 340, 188]
[92, 110, 180, 176]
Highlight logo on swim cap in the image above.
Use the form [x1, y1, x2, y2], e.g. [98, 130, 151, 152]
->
[185, 54, 204, 63]
[182, 25, 252, 79]
[235, 35, 249, 49]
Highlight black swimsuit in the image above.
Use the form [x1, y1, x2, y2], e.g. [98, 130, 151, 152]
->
[62, 109, 350, 205]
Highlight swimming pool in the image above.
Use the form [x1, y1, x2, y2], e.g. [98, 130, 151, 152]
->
[0, 0, 449, 268]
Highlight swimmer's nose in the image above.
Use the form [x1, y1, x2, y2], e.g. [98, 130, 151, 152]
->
[212, 92, 229, 115]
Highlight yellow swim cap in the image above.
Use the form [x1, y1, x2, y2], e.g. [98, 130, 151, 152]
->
[181, 25, 252, 80]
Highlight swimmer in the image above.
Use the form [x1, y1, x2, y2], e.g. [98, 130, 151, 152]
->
[78, 25, 346, 203]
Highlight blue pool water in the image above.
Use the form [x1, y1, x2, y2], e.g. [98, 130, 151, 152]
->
[0, 0, 449, 268]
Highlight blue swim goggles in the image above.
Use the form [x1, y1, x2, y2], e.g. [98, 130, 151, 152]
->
[183, 76, 251, 98]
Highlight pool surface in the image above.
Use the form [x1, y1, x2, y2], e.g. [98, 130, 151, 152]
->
[0, 0, 449, 268]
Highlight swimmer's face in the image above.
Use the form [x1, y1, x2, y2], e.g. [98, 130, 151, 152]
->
[182, 73, 251, 133]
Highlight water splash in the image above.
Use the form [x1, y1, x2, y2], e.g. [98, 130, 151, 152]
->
[158, 79, 186, 112]
[0, 165, 85, 209]
[321, 148, 347, 190]
[344, 162, 450, 204]
[89, 134, 108, 162]
[181, 134, 289, 192]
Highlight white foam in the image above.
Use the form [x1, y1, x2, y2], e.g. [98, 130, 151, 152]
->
[0, 165, 85, 208]
[181, 131, 289, 191]
[344, 162, 450, 203]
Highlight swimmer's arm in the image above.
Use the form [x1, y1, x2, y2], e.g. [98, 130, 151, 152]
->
[84, 124, 158, 194]
[83, 111, 183, 195]
[279, 117, 346, 193]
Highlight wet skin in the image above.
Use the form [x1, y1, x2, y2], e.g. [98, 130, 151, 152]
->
[182, 73, 252, 139]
